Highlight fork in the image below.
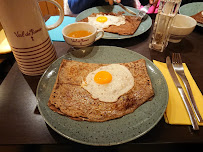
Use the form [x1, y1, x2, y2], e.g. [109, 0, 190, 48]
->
[172, 53, 203, 123]
[113, 0, 150, 19]
[137, 4, 151, 20]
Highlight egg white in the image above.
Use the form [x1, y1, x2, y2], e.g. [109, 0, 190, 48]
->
[88, 14, 126, 30]
[82, 64, 134, 102]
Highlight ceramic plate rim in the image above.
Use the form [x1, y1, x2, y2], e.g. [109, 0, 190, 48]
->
[36, 46, 168, 146]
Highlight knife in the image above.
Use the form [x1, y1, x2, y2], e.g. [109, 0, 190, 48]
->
[113, 0, 137, 16]
[166, 56, 199, 130]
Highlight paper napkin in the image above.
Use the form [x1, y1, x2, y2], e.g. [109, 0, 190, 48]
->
[46, 16, 76, 41]
[153, 60, 203, 126]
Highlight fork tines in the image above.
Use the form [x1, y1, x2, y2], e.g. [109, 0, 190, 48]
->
[172, 53, 183, 65]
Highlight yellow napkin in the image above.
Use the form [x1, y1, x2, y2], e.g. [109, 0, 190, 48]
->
[0, 29, 11, 54]
[153, 60, 203, 126]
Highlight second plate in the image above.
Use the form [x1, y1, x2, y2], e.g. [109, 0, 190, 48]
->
[76, 5, 152, 39]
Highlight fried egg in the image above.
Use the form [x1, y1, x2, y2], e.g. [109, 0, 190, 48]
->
[88, 14, 126, 30]
[82, 64, 134, 102]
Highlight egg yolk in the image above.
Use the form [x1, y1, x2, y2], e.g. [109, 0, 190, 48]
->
[94, 71, 112, 84]
[96, 16, 108, 23]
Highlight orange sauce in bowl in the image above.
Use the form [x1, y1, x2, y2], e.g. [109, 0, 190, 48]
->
[67, 30, 92, 38]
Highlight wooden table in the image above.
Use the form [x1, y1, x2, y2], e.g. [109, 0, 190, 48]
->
[0, 21, 202, 151]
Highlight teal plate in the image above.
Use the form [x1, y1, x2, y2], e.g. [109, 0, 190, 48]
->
[76, 5, 152, 39]
[36, 46, 168, 146]
[179, 2, 203, 27]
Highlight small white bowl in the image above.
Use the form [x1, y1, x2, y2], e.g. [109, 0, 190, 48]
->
[62, 22, 104, 48]
[169, 14, 197, 43]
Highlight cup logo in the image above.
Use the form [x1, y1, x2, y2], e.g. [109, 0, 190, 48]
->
[71, 38, 89, 45]
[14, 27, 42, 41]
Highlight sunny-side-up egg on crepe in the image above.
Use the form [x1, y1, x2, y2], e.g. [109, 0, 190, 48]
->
[87, 14, 126, 30]
[81, 64, 134, 102]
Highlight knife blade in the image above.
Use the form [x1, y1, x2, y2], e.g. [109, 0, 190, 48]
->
[113, 0, 137, 16]
[166, 56, 199, 130]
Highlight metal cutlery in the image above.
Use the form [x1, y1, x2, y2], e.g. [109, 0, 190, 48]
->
[166, 56, 199, 130]
[137, 4, 151, 20]
[113, 0, 137, 16]
[113, 0, 150, 19]
[172, 53, 203, 123]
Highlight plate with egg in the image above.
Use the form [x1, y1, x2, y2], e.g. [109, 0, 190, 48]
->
[36, 46, 168, 146]
[76, 5, 152, 39]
